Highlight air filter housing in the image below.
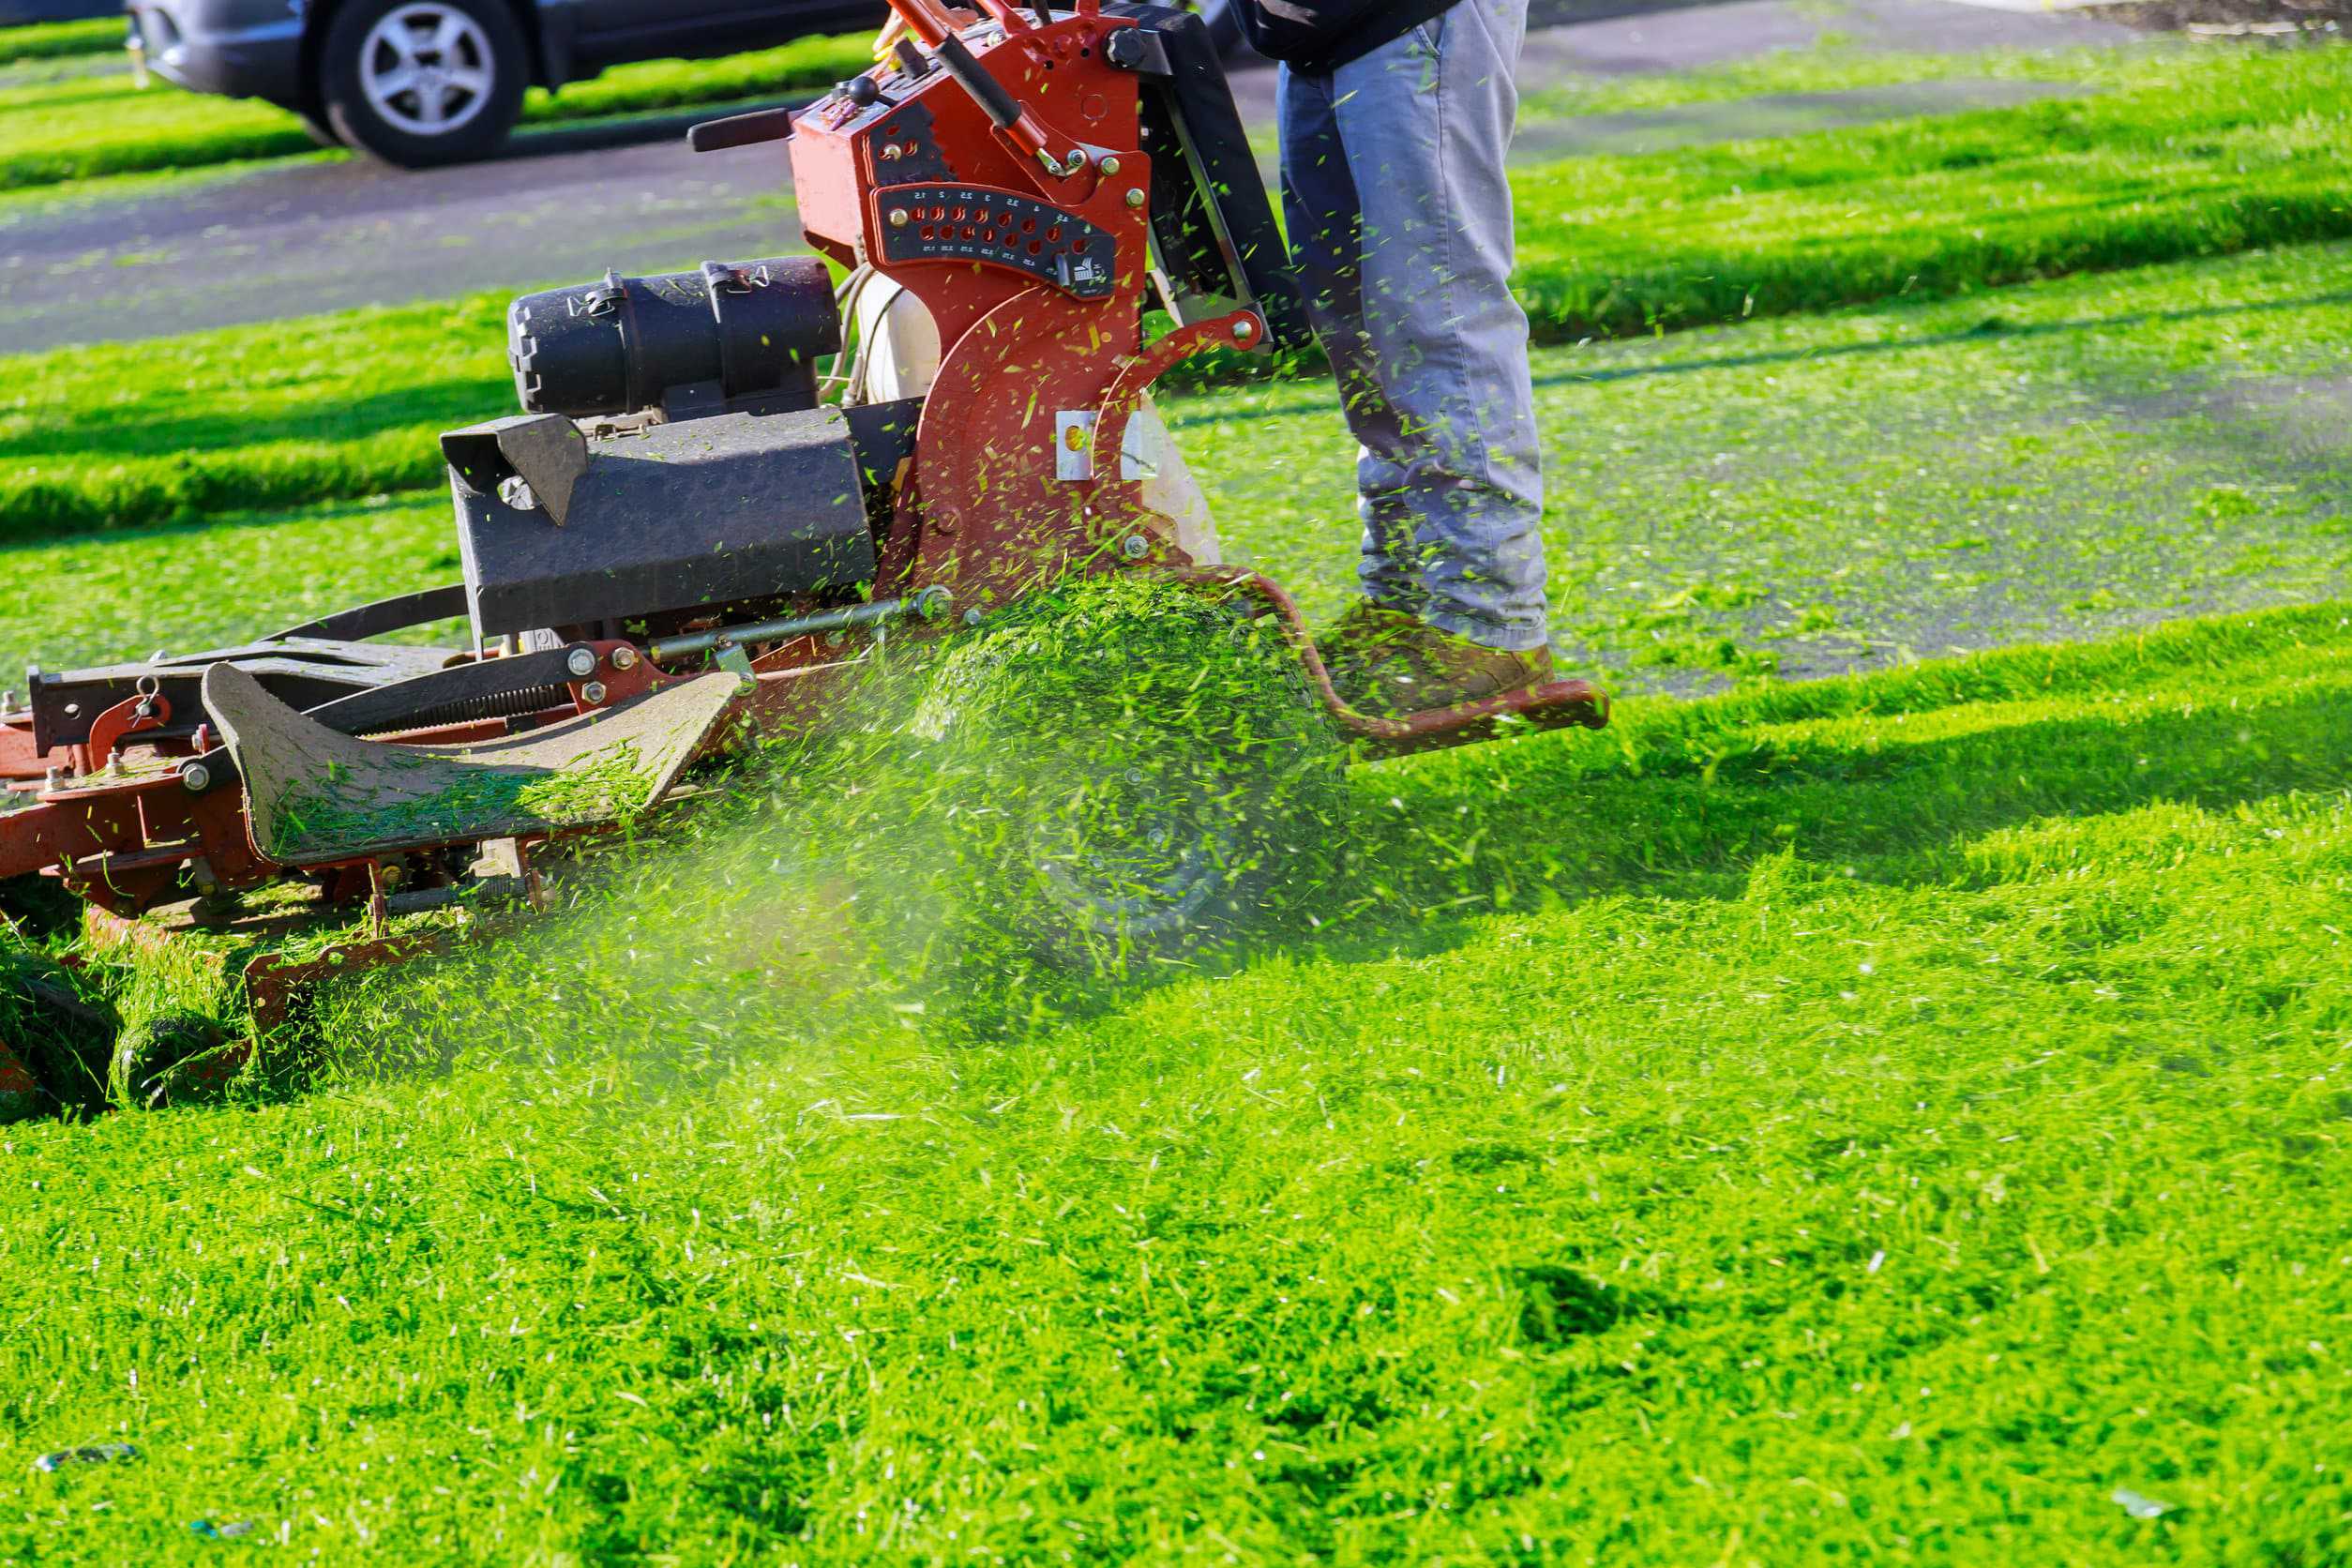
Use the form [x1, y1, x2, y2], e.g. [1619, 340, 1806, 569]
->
[509, 256, 840, 423]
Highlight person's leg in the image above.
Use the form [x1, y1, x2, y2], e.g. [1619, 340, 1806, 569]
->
[1277, 59, 1425, 617]
[1328, 0, 1547, 652]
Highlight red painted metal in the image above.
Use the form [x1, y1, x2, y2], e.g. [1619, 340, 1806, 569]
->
[83, 686, 171, 769]
[1, 711, 48, 781]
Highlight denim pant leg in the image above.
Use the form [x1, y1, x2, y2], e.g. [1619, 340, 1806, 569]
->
[1278, 61, 1426, 616]
[1276, 0, 1548, 651]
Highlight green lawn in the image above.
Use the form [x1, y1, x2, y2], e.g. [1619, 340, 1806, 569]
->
[9, 239, 2346, 687]
[1507, 40, 2352, 339]
[5, 48, 2351, 1563]
[5, 601, 2348, 1561]
[0, 31, 872, 190]
[1509, 36, 2164, 119]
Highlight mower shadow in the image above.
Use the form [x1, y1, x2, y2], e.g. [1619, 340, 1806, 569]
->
[1253, 669, 2352, 972]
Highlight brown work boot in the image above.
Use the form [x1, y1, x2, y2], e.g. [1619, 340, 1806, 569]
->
[1313, 599, 1423, 693]
[1342, 621, 1555, 716]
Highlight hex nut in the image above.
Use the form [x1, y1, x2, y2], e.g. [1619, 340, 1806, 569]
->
[565, 648, 597, 679]
[580, 681, 609, 706]
[610, 646, 640, 671]
[180, 761, 211, 793]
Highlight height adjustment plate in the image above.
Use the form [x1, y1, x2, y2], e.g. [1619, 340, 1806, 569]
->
[874, 184, 1116, 300]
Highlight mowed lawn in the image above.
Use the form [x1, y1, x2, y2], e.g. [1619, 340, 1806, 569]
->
[5, 605, 2350, 1561]
[8, 240, 2348, 691]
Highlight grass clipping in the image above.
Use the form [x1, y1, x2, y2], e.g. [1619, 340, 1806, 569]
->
[303, 576, 1348, 1078]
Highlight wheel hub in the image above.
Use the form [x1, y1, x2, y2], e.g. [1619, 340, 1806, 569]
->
[359, 3, 494, 138]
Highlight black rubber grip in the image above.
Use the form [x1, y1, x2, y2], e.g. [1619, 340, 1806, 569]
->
[934, 34, 1022, 131]
[687, 105, 801, 152]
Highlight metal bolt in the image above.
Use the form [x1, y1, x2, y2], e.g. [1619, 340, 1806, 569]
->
[1232, 318, 1256, 340]
[1099, 155, 1121, 175]
[963, 608, 983, 627]
[610, 645, 640, 671]
[880, 143, 902, 160]
[565, 648, 596, 678]
[1124, 187, 1145, 208]
[180, 761, 212, 794]
[580, 681, 609, 706]
[888, 207, 911, 227]
[43, 766, 64, 792]
[1122, 534, 1150, 560]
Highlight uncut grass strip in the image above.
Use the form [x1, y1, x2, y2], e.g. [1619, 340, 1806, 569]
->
[0, 16, 123, 65]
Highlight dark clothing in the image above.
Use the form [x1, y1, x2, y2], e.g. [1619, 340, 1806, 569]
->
[1239, 0, 1458, 74]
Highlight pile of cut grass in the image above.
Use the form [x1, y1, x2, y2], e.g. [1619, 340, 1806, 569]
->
[0, 31, 871, 190]
[4, 601, 2348, 1560]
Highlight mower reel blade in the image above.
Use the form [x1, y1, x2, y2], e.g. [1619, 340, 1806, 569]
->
[204, 664, 741, 867]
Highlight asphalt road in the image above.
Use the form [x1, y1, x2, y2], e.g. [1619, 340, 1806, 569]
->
[0, 0, 2133, 353]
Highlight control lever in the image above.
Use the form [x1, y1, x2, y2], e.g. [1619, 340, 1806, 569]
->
[687, 104, 801, 153]
[882, 0, 1068, 175]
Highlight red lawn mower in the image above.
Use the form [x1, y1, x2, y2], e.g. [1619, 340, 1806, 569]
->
[0, 0, 1606, 1114]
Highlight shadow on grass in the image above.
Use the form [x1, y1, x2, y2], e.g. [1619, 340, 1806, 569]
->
[1235, 642, 2352, 975]
[1528, 288, 2352, 396]
[0, 379, 495, 466]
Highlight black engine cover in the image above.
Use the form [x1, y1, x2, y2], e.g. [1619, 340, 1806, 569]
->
[451, 406, 876, 640]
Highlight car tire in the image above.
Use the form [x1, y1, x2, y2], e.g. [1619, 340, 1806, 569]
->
[318, 0, 527, 169]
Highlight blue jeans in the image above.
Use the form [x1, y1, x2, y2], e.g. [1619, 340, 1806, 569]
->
[1276, 0, 1548, 652]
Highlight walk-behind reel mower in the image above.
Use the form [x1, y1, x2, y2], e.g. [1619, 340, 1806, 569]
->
[0, 0, 1606, 1116]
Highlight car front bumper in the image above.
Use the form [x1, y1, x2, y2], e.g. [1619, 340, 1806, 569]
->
[127, 0, 304, 101]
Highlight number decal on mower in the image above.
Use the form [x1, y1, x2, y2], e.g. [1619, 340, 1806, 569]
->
[874, 185, 1117, 300]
